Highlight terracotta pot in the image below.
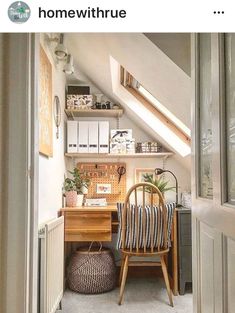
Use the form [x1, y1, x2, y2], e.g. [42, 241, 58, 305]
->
[65, 191, 77, 207]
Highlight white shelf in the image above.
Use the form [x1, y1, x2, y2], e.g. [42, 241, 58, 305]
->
[65, 108, 123, 119]
[65, 152, 173, 159]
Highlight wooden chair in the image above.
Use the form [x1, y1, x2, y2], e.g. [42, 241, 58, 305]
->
[118, 182, 174, 306]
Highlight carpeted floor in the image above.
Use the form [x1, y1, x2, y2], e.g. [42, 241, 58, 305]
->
[61, 278, 192, 313]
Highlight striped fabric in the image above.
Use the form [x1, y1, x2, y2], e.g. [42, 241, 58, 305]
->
[117, 202, 175, 250]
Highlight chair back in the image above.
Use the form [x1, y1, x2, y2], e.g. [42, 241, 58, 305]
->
[121, 182, 169, 254]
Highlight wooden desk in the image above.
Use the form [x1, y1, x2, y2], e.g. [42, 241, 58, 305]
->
[59, 204, 179, 295]
[59, 205, 117, 242]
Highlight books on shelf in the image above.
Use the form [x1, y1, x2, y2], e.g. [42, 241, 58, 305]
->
[84, 198, 107, 207]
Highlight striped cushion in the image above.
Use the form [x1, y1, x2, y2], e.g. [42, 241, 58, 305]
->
[117, 202, 175, 250]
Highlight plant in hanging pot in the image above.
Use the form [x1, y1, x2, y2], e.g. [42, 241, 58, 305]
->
[63, 177, 77, 207]
[69, 168, 90, 207]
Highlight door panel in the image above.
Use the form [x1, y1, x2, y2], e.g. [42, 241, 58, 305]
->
[199, 222, 222, 313]
[200, 224, 214, 313]
[226, 237, 235, 313]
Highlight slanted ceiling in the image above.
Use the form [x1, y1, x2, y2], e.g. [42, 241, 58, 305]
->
[65, 33, 191, 167]
[144, 33, 191, 76]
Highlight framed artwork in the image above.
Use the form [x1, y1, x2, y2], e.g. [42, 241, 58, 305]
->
[135, 168, 156, 183]
[39, 46, 53, 157]
[96, 183, 112, 194]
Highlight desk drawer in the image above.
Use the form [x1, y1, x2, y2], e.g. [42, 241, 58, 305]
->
[65, 229, 111, 242]
[65, 212, 111, 228]
[64, 211, 112, 242]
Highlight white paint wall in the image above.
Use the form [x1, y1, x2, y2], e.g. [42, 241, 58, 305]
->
[38, 34, 67, 224]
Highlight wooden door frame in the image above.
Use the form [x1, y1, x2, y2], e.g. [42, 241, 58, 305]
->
[191, 32, 235, 313]
[0, 33, 39, 313]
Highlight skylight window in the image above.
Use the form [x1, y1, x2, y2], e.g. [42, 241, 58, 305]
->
[109, 57, 191, 157]
[117, 66, 191, 156]
[137, 85, 191, 137]
[124, 97, 191, 157]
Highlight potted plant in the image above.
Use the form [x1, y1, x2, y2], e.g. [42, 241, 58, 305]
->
[143, 173, 175, 203]
[69, 168, 90, 207]
[63, 177, 77, 207]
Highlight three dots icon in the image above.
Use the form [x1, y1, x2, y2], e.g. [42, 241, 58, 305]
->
[213, 11, 225, 14]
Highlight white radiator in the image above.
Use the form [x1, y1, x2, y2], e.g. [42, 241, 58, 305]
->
[39, 216, 64, 313]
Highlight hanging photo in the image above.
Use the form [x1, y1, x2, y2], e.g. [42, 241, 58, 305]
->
[96, 183, 112, 194]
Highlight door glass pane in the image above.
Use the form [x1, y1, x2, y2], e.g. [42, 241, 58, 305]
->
[225, 34, 235, 204]
[198, 34, 213, 199]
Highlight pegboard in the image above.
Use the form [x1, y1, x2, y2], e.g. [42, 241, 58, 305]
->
[77, 162, 126, 204]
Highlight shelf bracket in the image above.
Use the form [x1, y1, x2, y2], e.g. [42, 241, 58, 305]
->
[116, 114, 120, 129]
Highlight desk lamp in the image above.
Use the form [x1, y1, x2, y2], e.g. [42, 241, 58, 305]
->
[155, 168, 179, 206]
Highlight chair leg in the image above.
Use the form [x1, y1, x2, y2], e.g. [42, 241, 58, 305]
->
[118, 255, 129, 305]
[119, 255, 125, 286]
[160, 255, 174, 307]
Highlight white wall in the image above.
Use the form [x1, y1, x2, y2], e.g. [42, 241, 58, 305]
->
[38, 34, 67, 224]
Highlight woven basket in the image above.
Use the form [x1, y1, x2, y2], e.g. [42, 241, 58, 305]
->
[67, 242, 117, 294]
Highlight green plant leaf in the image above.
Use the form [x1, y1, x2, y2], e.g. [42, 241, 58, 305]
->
[142, 173, 175, 194]
[64, 167, 90, 194]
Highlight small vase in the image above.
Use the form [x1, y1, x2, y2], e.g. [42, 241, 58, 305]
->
[77, 194, 84, 207]
[65, 191, 77, 207]
[81, 186, 88, 195]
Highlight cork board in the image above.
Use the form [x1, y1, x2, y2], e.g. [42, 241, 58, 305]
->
[39, 45, 53, 157]
[77, 162, 126, 204]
